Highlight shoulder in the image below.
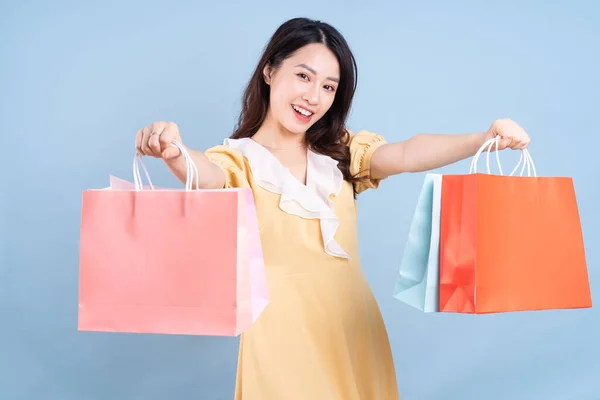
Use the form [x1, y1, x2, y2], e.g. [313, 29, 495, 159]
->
[204, 138, 254, 188]
[344, 129, 387, 147]
[344, 129, 388, 193]
[345, 129, 387, 164]
[205, 137, 249, 157]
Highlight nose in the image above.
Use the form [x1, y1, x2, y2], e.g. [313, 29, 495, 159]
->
[303, 82, 320, 105]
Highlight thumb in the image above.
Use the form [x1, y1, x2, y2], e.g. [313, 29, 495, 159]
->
[492, 138, 512, 150]
[504, 138, 513, 149]
[162, 146, 181, 159]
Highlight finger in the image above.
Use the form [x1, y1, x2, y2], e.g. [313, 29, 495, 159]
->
[512, 129, 528, 149]
[148, 122, 167, 157]
[142, 123, 163, 157]
[135, 129, 143, 154]
[147, 133, 160, 157]
[159, 122, 177, 146]
[499, 137, 512, 150]
[148, 129, 164, 157]
[509, 138, 522, 150]
[140, 125, 154, 156]
[520, 132, 531, 149]
[516, 138, 530, 150]
[512, 139, 524, 150]
[163, 146, 181, 159]
[159, 123, 182, 158]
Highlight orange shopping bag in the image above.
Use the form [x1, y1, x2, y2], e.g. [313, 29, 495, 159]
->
[439, 137, 591, 313]
[78, 142, 269, 335]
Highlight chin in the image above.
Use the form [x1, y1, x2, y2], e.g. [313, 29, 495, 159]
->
[285, 117, 322, 135]
[281, 120, 310, 135]
[289, 126, 308, 135]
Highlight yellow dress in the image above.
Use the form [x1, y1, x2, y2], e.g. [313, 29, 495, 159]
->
[205, 130, 400, 400]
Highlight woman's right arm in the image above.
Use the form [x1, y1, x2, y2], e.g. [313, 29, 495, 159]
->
[135, 121, 225, 189]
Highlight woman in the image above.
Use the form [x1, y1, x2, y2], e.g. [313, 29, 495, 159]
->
[135, 17, 530, 400]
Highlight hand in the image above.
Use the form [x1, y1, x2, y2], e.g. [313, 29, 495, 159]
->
[135, 121, 183, 159]
[485, 118, 531, 151]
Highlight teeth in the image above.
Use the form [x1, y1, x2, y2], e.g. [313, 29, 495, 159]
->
[293, 105, 313, 116]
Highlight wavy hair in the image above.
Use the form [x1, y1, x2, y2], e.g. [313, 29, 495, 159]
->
[230, 17, 366, 194]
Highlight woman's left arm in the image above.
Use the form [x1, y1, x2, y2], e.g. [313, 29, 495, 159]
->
[369, 118, 531, 179]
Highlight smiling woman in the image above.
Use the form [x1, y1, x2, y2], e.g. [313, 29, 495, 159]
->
[289, 64, 338, 121]
[227, 26, 363, 191]
[134, 16, 532, 400]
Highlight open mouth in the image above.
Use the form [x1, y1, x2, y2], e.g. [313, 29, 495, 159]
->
[291, 104, 314, 121]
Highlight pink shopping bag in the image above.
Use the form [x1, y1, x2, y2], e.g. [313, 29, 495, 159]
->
[78, 142, 269, 336]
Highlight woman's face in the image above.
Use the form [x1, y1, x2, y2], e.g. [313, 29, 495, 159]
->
[263, 43, 340, 135]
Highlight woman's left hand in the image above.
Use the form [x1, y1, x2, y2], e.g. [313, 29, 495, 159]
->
[485, 118, 531, 150]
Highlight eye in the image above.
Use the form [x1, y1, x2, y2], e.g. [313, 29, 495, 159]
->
[297, 73, 309, 80]
[324, 85, 336, 92]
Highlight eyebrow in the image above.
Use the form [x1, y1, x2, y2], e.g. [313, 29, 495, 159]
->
[295, 64, 339, 83]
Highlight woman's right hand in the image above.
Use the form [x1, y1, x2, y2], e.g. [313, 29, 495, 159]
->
[135, 121, 183, 160]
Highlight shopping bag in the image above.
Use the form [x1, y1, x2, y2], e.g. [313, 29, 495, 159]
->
[78, 141, 269, 336]
[439, 137, 591, 313]
[393, 173, 441, 312]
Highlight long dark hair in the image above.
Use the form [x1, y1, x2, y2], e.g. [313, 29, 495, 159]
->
[231, 17, 366, 193]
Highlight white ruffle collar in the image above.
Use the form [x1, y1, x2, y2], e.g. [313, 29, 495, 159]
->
[224, 137, 350, 261]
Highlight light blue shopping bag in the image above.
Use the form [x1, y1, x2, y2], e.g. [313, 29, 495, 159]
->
[393, 173, 441, 312]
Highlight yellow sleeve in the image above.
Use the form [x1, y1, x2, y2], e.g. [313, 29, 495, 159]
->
[204, 144, 251, 188]
[348, 130, 388, 194]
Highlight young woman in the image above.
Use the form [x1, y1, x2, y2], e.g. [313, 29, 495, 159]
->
[135, 17, 530, 400]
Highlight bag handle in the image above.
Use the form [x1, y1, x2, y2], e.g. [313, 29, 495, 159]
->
[133, 140, 199, 191]
[469, 135, 537, 177]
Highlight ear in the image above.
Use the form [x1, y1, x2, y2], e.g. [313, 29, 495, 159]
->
[263, 64, 273, 85]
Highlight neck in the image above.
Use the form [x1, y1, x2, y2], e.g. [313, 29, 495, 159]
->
[252, 109, 305, 149]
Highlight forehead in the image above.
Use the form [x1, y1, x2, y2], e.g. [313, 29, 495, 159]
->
[284, 43, 340, 76]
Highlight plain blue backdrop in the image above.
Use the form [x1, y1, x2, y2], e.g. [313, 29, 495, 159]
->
[2, 1, 599, 399]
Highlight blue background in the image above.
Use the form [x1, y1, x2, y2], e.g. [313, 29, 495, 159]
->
[2, 1, 599, 399]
